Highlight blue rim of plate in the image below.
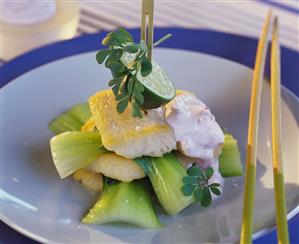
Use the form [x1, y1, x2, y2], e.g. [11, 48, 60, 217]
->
[0, 28, 298, 97]
[0, 28, 298, 243]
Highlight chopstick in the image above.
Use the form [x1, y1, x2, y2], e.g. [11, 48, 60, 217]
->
[240, 10, 272, 244]
[270, 17, 290, 244]
[141, 0, 154, 61]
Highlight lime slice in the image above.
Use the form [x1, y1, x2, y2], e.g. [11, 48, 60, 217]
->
[121, 52, 176, 109]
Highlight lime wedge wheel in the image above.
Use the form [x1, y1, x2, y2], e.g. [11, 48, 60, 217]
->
[121, 53, 176, 109]
[137, 60, 176, 109]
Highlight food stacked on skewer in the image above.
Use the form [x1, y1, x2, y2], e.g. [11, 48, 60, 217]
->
[49, 28, 243, 228]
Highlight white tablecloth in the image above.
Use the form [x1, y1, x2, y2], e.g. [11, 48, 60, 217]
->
[0, 0, 298, 65]
[78, 0, 299, 51]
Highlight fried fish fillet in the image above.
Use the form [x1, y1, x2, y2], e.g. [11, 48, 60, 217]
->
[88, 90, 176, 159]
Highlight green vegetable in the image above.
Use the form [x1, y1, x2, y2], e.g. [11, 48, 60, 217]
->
[82, 181, 162, 228]
[48, 103, 91, 134]
[219, 133, 243, 177]
[96, 28, 173, 117]
[50, 131, 107, 178]
[181, 165, 222, 208]
[134, 153, 193, 215]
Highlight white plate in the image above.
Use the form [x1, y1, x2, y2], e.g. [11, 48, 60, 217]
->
[1, 48, 298, 243]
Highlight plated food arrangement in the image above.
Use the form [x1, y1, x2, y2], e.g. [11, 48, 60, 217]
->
[49, 28, 243, 228]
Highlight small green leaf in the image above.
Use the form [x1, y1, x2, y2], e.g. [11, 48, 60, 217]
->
[102, 33, 121, 46]
[200, 187, 212, 207]
[108, 77, 122, 87]
[183, 176, 198, 185]
[209, 183, 220, 188]
[96, 50, 111, 64]
[205, 167, 214, 180]
[141, 57, 152, 77]
[119, 77, 127, 93]
[133, 88, 144, 104]
[181, 184, 195, 196]
[194, 187, 204, 202]
[135, 80, 145, 92]
[210, 187, 221, 196]
[118, 27, 133, 42]
[116, 97, 129, 113]
[112, 82, 120, 97]
[131, 99, 143, 118]
[105, 49, 123, 68]
[123, 44, 139, 53]
[187, 166, 201, 176]
[127, 76, 135, 95]
[105, 56, 116, 68]
[112, 48, 123, 59]
[110, 63, 127, 78]
[116, 93, 128, 101]
[110, 32, 127, 43]
[135, 51, 145, 61]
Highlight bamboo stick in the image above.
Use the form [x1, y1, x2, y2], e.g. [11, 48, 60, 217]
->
[270, 16, 290, 244]
[240, 10, 272, 244]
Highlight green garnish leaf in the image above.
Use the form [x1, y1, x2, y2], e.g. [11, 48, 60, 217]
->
[102, 34, 121, 46]
[110, 63, 126, 78]
[118, 27, 133, 42]
[133, 87, 144, 104]
[205, 167, 214, 180]
[140, 56, 152, 77]
[112, 82, 121, 97]
[194, 187, 204, 202]
[119, 77, 127, 93]
[105, 50, 123, 68]
[127, 76, 135, 94]
[108, 77, 122, 87]
[96, 28, 171, 117]
[182, 165, 222, 208]
[183, 176, 198, 185]
[116, 97, 129, 113]
[187, 166, 201, 176]
[209, 183, 220, 188]
[96, 50, 111, 64]
[131, 99, 143, 118]
[201, 187, 212, 207]
[123, 44, 140, 53]
[116, 92, 128, 101]
[135, 80, 145, 92]
[210, 186, 221, 196]
[181, 184, 196, 196]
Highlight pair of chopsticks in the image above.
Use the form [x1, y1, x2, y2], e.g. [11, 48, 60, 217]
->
[240, 10, 290, 244]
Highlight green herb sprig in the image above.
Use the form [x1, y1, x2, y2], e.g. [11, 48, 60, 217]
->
[96, 28, 171, 118]
[181, 165, 222, 207]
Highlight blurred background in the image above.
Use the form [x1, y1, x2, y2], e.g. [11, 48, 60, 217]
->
[0, 0, 298, 64]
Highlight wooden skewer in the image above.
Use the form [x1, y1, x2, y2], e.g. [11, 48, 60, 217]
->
[240, 10, 272, 244]
[141, 0, 154, 61]
[270, 17, 290, 244]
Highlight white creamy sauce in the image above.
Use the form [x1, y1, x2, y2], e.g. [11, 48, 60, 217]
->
[1, 0, 56, 25]
[164, 93, 224, 160]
